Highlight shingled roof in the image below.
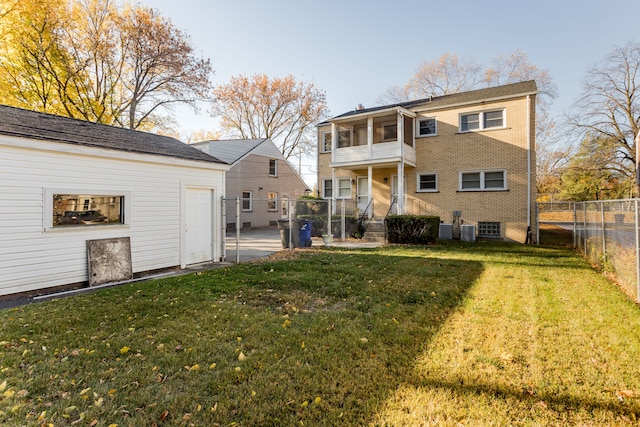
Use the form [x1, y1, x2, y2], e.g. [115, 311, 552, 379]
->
[330, 80, 537, 121]
[0, 105, 225, 164]
[191, 138, 267, 164]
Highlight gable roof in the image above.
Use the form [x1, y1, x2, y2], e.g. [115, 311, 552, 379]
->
[192, 138, 281, 165]
[329, 80, 538, 122]
[0, 105, 225, 164]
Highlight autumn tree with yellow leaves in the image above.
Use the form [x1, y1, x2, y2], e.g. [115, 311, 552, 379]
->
[0, 0, 212, 131]
[211, 74, 329, 159]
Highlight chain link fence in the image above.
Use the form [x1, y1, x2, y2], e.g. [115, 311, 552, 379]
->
[222, 197, 363, 263]
[538, 199, 640, 302]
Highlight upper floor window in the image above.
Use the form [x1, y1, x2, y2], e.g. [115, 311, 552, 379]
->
[321, 131, 332, 152]
[242, 191, 252, 211]
[53, 194, 123, 227]
[418, 117, 437, 137]
[460, 170, 506, 191]
[337, 129, 351, 148]
[460, 110, 505, 132]
[417, 173, 437, 192]
[269, 159, 277, 176]
[382, 123, 397, 141]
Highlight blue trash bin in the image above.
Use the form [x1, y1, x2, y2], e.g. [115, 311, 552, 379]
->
[299, 220, 313, 247]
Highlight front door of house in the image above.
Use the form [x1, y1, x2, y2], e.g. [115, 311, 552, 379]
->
[357, 177, 369, 216]
[186, 188, 213, 265]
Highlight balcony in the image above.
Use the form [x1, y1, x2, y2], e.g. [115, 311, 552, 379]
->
[331, 140, 416, 169]
[327, 107, 416, 170]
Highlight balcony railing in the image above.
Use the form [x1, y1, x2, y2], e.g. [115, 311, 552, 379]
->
[332, 140, 416, 167]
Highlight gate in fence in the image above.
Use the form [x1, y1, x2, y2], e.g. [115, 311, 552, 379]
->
[538, 199, 640, 302]
[221, 197, 362, 263]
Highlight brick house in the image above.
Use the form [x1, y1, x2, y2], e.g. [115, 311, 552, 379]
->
[316, 81, 537, 242]
[193, 138, 309, 230]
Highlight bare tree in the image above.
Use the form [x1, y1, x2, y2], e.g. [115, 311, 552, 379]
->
[405, 53, 483, 98]
[117, 5, 212, 130]
[566, 41, 640, 195]
[211, 74, 329, 159]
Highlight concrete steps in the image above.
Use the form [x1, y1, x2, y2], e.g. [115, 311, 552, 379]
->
[362, 221, 386, 243]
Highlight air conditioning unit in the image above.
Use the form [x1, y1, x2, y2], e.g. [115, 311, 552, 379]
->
[439, 223, 453, 240]
[460, 224, 476, 242]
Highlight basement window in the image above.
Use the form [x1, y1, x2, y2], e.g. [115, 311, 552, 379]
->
[478, 222, 501, 238]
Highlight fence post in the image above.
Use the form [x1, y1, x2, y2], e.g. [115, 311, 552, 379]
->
[341, 199, 346, 241]
[236, 196, 240, 264]
[573, 202, 577, 247]
[635, 199, 640, 303]
[327, 199, 332, 237]
[601, 201, 606, 265]
[583, 202, 587, 254]
[287, 198, 292, 251]
[535, 202, 539, 244]
[221, 197, 227, 261]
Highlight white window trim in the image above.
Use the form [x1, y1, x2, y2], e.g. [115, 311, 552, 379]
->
[44, 188, 131, 232]
[459, 169, 507, 191]
[417, 116, 437, 137]
[321, 178, 333, 199]
[416, 172, 438, 192]
[321, 131, 332, 153]
[242, 191, 253, 211]
[459, 109, 506, 133]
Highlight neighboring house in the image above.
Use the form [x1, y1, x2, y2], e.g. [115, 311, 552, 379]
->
[192, 138, 308, 229]
[317, 80, 537, 242]
[0, 105, 229, 298]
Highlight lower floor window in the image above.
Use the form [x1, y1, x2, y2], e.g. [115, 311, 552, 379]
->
[417, 173, 437, 192]
[322, 179, 333, 198]
[460, 170, 506, 191]
[478, 222, 501, 238]
[242, 191, 252, 211]
[267, 192, 277, 211]
[53, 194, 123, 227]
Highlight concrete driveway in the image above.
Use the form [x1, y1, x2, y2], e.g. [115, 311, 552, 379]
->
[225, 227, 284, 262]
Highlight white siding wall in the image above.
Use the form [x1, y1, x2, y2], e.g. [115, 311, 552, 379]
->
[0, 138, 225, 296]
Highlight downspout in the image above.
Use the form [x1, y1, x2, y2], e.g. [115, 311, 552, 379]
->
[398, 110, 405, 214]
[526, 94, 532, 243]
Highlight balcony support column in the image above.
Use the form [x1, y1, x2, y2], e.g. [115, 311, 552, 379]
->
[331, 123, 337, 164]
[368, 166, 373, 218]
[397, 162, 405, 215]
[367, 116, 373, 159]
[397, 110, 405, 215]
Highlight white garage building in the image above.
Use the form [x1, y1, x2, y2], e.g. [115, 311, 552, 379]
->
[0, 105, 229, 298]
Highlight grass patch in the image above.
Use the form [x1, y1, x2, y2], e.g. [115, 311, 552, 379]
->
[1, 242, 640, 425]
[539, 223, 574, 247]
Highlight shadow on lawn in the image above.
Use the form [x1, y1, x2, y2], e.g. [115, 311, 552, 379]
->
[210, 249, 486, 425]
[0, 248, 484, 426]
[405, 376, 640, 421]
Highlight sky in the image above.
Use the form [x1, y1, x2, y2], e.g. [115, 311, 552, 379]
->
[144, 0, 640, 186]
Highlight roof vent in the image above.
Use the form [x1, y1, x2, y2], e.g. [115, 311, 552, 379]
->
[355, 103, 364, 111]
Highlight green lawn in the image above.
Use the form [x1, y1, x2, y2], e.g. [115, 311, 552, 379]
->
[1, 241, 640, 426]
